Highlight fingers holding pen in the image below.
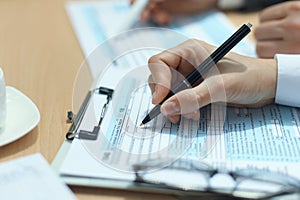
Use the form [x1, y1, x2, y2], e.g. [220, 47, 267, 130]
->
[147, 46, 187, 104]
[148, 75, 170, 104]
[147, 40, 217, 123]
[159, 67, 228, 123]
[160, 84, 209, 124]
[147, 40, 213, 86]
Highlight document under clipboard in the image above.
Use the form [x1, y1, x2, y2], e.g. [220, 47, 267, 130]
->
[52, 2, 300, 198]
[52, 31, 300, 200]
[51, 28, 217, 196]
[52, 62, 300, 200]
[51, 65, 236, 199]
[51, 37, 230, 198]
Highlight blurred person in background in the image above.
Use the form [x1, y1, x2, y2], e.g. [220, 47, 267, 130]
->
[131, 0, 300, 58]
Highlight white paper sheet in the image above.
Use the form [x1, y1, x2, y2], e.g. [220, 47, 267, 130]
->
[0, 154, 76, 200]
[61, 0, 300, 194]
[60, 47, 300, 181]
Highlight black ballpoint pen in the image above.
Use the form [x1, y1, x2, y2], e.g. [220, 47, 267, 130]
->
[140, 23, 252, 126]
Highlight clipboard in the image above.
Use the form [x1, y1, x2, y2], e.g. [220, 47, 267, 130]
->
[51, 102, 232, 199]
[50, 87, 227, 198]
[50, 76, 300, 200]
[51, 76, 300, 200]
[50, 44, 300, 200]
[52, 2, 300, 198]
[50, 26, 210, 197]
[50, 26, 234, 197]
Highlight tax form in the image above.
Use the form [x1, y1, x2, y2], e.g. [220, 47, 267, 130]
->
[60, 46, 300, 182]
[60, 47, 226, 178]
[59, 0, 300, 190]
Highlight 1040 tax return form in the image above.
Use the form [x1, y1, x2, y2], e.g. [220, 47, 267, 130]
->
[56, 1, 300, 191]
[58, 44, 300, 187]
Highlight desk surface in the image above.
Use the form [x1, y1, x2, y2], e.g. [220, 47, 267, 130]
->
[0, 0, 258, 199]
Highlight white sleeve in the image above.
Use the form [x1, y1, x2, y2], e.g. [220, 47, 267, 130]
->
[275, 54, 300, 107]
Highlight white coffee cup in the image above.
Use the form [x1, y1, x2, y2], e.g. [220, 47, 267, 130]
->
[0, 67, 6, 129]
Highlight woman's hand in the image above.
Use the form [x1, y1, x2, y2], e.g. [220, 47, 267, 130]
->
[148, 39, 277, 123]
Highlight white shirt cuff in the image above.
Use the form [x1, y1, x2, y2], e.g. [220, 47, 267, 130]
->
[217, 0, 245, 10]
[275, 54, 300, 107]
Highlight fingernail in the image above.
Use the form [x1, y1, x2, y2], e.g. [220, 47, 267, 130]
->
[161, 101, 180, 115]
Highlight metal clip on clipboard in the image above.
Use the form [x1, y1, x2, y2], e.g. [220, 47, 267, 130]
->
[66, 87, 114, 140]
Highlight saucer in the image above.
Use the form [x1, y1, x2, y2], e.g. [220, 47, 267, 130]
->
[0, 86, 40, 147]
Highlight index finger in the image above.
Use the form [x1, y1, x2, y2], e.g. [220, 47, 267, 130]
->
[148, 39, 212, 104]
[148, 49, 182, 104]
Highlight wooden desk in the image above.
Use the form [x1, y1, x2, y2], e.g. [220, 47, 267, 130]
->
[0, 1, 258, 199]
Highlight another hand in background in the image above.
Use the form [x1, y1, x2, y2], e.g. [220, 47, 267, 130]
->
[254, 1, 300, 58]
[148, 39, 277, 123]
[130, 0, 217, 25]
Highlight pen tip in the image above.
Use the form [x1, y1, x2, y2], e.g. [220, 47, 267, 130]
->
[139, 122, 144, 127]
